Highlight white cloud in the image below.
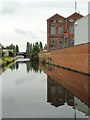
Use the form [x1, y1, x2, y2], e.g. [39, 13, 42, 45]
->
[0, 2, 20, 14]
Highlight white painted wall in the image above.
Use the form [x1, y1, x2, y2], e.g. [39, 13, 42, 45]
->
[74, 14, 90, 45]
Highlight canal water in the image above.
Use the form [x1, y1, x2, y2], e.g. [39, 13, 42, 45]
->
[0, 58, 89, 118]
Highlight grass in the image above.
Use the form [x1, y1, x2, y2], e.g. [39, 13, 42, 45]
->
[0, 57, 18, 66]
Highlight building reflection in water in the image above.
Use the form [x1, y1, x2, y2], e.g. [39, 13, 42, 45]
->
[1, 61, 89, 117]
[47, 75, 74, 107]
[47, 75, 89, 116]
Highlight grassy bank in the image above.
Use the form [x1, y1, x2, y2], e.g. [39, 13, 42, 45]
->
[0, 57, 18, 67]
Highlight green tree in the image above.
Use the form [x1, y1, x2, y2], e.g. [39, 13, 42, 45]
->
[16, 45, 19, 52]
[35, 42, 39, 47]
[8, 51, 14, 57]
[30, 45, 40, 61]
[44, 44, 47, 49]
[26, 42, 30, 52]
[39, 41, 43, 49]
[33, 43, 34, 48]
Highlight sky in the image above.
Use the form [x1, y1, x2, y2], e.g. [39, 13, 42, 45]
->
[0, 0, 89, 52]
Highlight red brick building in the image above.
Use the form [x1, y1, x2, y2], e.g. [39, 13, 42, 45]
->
[47, 12, 83, 51]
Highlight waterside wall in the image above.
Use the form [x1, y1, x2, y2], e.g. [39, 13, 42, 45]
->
[39, 43, 89, 74]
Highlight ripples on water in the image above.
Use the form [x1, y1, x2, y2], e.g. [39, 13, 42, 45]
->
[0, 58, 89, 119]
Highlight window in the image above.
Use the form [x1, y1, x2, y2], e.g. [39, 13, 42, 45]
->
[58, 19, 63, 23]
[69, 38, 74, 47]
[69, 26, 74, 34]
[50, 20, 57, 26]
[51, 27, 56, 35]
[53, 20, 57, 23]
[58, 27, 63, 35]
[58, 87, 63, 94]
[51, 86, 56, 95]
[69, 19, 74, 23]
[58, 38, 63, 49]
[51, 39, 56, 50]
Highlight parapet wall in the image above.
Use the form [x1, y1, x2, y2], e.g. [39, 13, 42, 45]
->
[39, 43, 89, 74]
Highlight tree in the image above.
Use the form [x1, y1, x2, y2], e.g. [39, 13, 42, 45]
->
[8, 51, 14, 57]
[33, 43, 34, 48]
[26, 42, 30, 52]
[16, 45, 19, 52]
[30, 45, 40, 61]
[39, 41, 43, 49]
[35, 42, 39, 47]
[44, 44, 47, 49]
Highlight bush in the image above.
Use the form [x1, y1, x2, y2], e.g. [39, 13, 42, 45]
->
[41, 57, 46, 64]
[8, 51, 14, 57]
[30, 45, 40, 61]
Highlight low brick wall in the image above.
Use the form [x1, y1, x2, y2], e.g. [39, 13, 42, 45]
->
[39, 43, 89, 74]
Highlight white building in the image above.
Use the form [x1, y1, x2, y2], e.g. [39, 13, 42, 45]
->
[2, 49, 13, 57]
[74, 14, 90, 45]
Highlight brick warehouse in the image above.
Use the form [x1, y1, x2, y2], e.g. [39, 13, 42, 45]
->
[47, 12, 83, 51]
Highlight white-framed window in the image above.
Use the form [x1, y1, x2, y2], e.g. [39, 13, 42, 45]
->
[69, 26, 74, 34]
[51, 27, 56, 35]
[58, 27, 63, 35]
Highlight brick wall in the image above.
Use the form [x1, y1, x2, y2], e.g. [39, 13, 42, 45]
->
[39, 43, 89, 74]
[47, 13, 83, 52]
[39, 64, 89, 107]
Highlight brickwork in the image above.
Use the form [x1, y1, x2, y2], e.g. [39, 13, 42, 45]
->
[47, 13, 83, 52]
[39, 43, 89, 74]
[39, 64, 89, 107]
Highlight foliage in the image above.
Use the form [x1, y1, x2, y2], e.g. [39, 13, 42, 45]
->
[30, 45, 40, 61]
[16, 45, 19, 52]
[26, 41, 44, 54]
[44, 44, 47, 49]
[41, 57, 46, 64]
[6, 44, 15, 50]
[8, 51, 14, 57]
[26, 42, 32, 53]
[30, 62, 39, 72]
[39, 41, 43, 49]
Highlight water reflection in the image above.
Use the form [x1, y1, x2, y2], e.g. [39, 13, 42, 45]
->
[1, 60, 90, 118]
[47, 75, 89, 116]
[47, 76, 74, 107]
[39, 64, 90, 116]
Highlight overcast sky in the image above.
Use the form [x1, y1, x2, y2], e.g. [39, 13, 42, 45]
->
[0, 0, 89, 51]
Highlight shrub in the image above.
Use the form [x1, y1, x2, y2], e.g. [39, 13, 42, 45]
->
[30, 45, 40, 61]
[8, 51, 14, 57]
[42, 57, 46, 64]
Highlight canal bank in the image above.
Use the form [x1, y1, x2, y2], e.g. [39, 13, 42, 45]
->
[0, 57, 18, 68]
[39, 43, 89, 75]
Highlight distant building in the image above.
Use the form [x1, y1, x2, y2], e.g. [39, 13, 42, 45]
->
[74, 14, 90, 45]
[47, 12, 83, 51]
[2, 49, 13, 57]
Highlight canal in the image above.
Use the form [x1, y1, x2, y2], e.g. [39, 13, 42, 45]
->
[0, 58, 89, 119]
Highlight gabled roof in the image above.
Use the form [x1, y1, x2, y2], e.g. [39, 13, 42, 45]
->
[67, 12, 84, 18]
[47, 13, 65, 21]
